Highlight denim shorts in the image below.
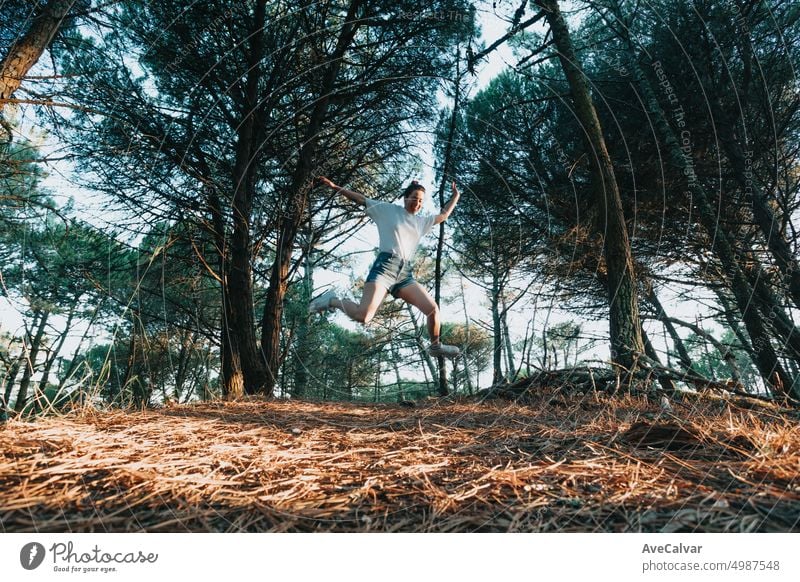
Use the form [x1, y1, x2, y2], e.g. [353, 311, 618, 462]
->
[366, 252, 415, 297]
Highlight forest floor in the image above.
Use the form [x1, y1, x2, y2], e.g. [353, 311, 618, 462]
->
[1, 386, 799, 532]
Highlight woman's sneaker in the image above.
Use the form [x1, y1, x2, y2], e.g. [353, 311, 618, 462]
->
[427, 342, 460, 359]
[308, 289, 336, 314]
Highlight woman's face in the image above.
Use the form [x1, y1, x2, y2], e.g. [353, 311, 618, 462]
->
[404, 188, 425, 214]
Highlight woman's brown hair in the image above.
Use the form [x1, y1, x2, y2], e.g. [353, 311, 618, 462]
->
[402, 180, 425, 199]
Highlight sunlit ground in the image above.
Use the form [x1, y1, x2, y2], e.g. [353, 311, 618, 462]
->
[2, 390, 797, 532]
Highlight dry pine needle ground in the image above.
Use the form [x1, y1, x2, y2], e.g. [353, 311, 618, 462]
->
[1, 389, 798, 532]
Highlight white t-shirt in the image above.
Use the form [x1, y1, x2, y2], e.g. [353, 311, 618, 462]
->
[364, 198, 436, 261]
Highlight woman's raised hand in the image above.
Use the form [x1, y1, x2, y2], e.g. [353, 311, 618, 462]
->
[317, 176, 336, 189]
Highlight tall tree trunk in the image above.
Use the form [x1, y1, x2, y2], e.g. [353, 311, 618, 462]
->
[14, 310, 49, 413]
[292, 248, 315, 398]
[501, 297, 516, 380]
[223, 0, 269, 397]
[260, 0, 363, 396]
[537, 0, 644, 374]
[491, 273, 504, 384]
[459, 277, 474, 395]
[0, 0, 76, 110]
[433, 49, 462, 397]
[345, 357, 353, 400]
[119, 322, 139, 405]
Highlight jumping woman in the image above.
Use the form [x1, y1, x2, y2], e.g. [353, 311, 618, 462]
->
[310, 177, 461, 359]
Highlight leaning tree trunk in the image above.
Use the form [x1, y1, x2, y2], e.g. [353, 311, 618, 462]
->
[623, 39, 794, 398]
[537, 0, 644, 374]
[713, 287, 756, 362]
[643, 282, 698, 374]
[260, 0, 363, 396]
[0, 0, 76, 111]
[640, 326, 677, 393]
[704, 47, 800, 310]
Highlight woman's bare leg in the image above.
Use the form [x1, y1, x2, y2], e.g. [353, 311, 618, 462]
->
[395, 283, 459, 357]
[394, 282, 440, 341]
[330, 282, 388, 324]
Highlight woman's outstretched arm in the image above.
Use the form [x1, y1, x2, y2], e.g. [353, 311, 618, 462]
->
[434, 181, 461, 225]
[317, 176, 366, 206]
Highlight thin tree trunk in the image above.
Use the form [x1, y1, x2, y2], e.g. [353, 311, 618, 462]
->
[643, 283, 697, 374]
[14, 310, 49, 413]
[491, 274, 504, 384]
[433, 48, 462, 397]
[537, 0, 644, 374]
[459, 277, 474, 394]
[119, 322, 139, 405]
[292, 247, 315, 398]
[4, 353, 23, 406]
[713, 288, 755, 360]
[391, 343, 404, 401]
[373, 350, 381, 402]
[345, 356, 354, 400]
[406, 304, 438, 385]
[0, 0, 76, 110]
[57, 299, 103, 392]
[516, 319, 532, 378]
[450, 357, 460, 394]
[37, 303, 76, 396]
[173, 330, 193, 401]
[640, 326, 677, 393]
[525, 322, 535, 376]
[501, 298, 515, 381]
